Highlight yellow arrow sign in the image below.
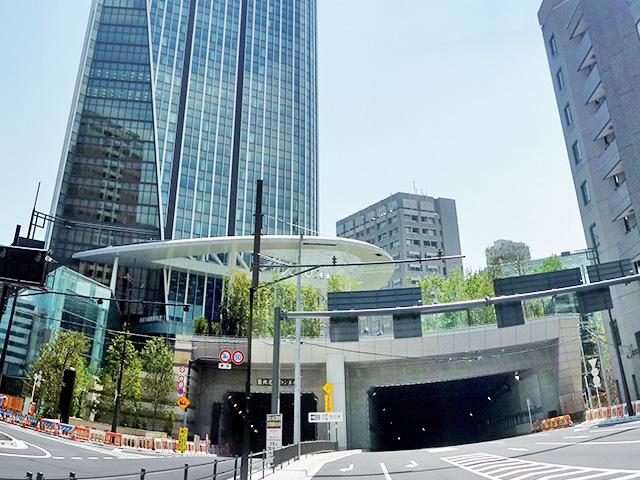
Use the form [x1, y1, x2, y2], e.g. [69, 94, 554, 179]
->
[323, 382, 334, 394]
[177, 395, 191, 411]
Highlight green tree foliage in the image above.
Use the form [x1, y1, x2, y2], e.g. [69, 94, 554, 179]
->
[418, 267, 496, 330]
[485, 241, 532, 278]
[140, 338, 174, 431]
[30, 330, 90, 418]
[535, 254, 566, 273]
[95, 333, 141, 426]
[71, 361, 94, 418]
[327, 274, 362, 292]
[193, 316, 209, 335]
[219, 271, 323, 338]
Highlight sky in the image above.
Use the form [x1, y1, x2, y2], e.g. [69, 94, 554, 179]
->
[0, 1, 586, 272]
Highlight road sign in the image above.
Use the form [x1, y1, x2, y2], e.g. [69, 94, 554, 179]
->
[323, 382, 334, 394]
[266, 413, 283, 451]
[308, 412, 343, 423]
[232, 350, 245, 365]
[324, 394, 333, 413]
[177, 395, 191, 411]
[178, 427, 188, 453]
[219, 363, 231, 370]
[219, 349, 232, 363]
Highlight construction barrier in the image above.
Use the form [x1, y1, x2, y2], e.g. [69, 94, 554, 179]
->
[74, 426, 90, 441]
[122, 434, 137, 448]
[532, 414, 573, 433]
[185, 441, 196, 455]
[136, 436, 154, 450]
[89, 429, 106, 444]
[39, 419, 60, 436]
[105, 431, 123, 447]
[154, 437, 163, 451]
[59, 424, 75, 439]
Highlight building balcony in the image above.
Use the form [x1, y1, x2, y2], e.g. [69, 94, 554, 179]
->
[609, 183, 631, 223]
[567, 5, 587, 39]
[583, 63, 604, 105]
[600, 138, 620, 178]
[577, 31, 596, 71]
[590, 100, 614, 140]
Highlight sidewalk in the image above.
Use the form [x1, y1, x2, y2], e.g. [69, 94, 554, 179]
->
[262, 450, 361, 480]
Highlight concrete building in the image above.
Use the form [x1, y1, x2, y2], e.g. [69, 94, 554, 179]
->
[47, 0, 318, 333]
[336, 193, 462, 288]
[175, 313, 582, 453]
[538, 0, 640, 403]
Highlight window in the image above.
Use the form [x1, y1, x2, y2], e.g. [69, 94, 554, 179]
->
[624, 213, 637, 232]
[556, 68, 565, 90]
[571, 141, 582, 164]
[549, 34, 558, 55]
[580, 181, 590, 205]
[564, 103, 573, 126]
[614, 171, 626, 188]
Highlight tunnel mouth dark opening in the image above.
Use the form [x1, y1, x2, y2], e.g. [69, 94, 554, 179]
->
[368, 372, 520, 451]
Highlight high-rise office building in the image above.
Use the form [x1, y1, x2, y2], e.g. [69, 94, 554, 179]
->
[336, 193, 462, 288]
[48, 0, 318, 330]
[539, 0, 640, 401]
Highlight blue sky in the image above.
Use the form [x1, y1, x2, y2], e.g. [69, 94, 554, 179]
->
[0, 1, 585, 271]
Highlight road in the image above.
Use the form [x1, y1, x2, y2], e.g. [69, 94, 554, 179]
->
[313, 419, 640, 480]
[0, 421, 244, 480]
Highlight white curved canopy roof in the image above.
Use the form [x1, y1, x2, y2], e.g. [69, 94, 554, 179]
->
[73, 235, 394, 290]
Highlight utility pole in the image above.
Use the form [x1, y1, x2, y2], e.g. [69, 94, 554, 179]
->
[294, 233, 302, 459]
[240, 179, 263, 480]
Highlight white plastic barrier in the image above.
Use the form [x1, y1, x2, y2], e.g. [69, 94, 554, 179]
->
[89, 429, 106, 444]
[122, 434, 137, 448]
[154, 437, 163, 451]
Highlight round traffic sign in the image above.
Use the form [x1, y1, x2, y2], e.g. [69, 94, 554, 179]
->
[220, 349, 232, 363]
[232, 350, 245, 365]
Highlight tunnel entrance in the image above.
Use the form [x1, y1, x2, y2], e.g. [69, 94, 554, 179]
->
[217, 392, 318, 456]
[368, 372, 520, 451]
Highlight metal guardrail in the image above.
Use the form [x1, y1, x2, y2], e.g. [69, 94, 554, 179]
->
[19, 440, 337, 480]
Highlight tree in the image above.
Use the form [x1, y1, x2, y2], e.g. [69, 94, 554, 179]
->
[71, 361, 94, 418]
[193, 316, 210, 335]
[141, 338, 174, 431]
[485, 241, 532, 277]
[30, 330, 90, 418]
[270, 281, 322, 337]
[95, 333, 142, 426]
[535, 254, 565, 273]
[327, 274, 362, 292]
[219, 272, 251, 336]
[418, 267, 496, 329]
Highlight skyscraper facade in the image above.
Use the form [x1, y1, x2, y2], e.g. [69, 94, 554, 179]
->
[48, 0, 318, 330]
[539, 0, 640, 402]
[336, 193, 462, 288]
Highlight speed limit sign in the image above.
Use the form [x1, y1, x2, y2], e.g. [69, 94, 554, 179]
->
[232, 350, 245, 365]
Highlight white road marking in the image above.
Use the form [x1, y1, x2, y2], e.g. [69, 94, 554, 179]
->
[0, 439, 51, 459]
[507, 447, 530, 451]
[380, 462, 393, 480]
[405, 460, 418, 468]
[538, 439, 640, 446]
[563, 436, 591, 439]
[442, 452, 640, 480]
[88, 456, 99, 459]
[52, 456, 65, 460]
[71, 456, 83, 460]
[426, 446, 458, 453]
[339, 464, 353, 472]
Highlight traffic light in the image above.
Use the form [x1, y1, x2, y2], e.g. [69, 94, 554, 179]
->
[0, 245, 49, 287]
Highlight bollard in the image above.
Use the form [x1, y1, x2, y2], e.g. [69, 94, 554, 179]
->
[25, 473, 33, 480]
[212, 459, 218, 480]
[36, 474, 44, 480]
[233, 457, 239, 480]
[140, 468, 146, 480]
[184, 463, 189, 480]
[263, 450, 266, 479]
[69, 473, 76, 480]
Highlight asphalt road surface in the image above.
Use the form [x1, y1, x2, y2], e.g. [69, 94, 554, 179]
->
[313, 419, 640, 480]
[0, 421, 245, 480]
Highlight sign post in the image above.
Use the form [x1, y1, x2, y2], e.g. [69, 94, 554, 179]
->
[266, 413, 283, 453]
[178, 426, 188, 453]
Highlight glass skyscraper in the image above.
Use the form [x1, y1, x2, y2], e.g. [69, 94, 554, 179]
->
[48, 0, 318, 331]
